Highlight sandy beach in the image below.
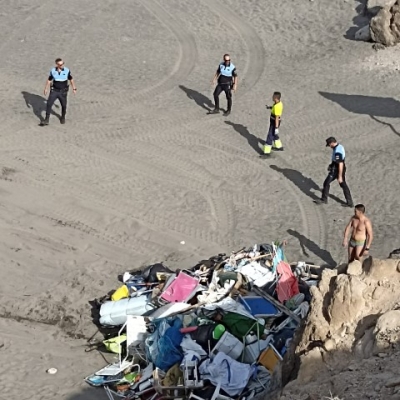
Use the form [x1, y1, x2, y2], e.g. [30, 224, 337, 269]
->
[1, 0, 400, 399]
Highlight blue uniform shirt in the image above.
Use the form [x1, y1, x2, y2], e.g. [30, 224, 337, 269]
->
[48, 67, 73, 90]
[217, 62, 237, 85]
[332, 144, 345, 163]
[218, 62, 236, 77]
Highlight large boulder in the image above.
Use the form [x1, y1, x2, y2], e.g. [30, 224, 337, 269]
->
[367, 0, 397, 16]
[370, 8, 397, 46]
[328, 274, 366, 332]
[372, 310, 400, 354]
[347, 260, 363, 276]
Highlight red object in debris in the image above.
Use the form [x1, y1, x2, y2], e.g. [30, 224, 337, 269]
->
[180, 326, 198, 334]
[276, 261, 300, 303]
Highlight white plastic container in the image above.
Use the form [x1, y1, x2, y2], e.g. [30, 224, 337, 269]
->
[210, 331, 244, 360]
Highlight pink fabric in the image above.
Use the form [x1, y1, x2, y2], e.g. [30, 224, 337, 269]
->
[276, 261, 299, 303]
[160, 272, 199, 303]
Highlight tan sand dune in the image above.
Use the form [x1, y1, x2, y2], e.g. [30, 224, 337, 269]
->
[0, 0, 400, 399]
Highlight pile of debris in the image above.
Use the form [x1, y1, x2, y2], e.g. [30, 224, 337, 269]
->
[84, 241, 319, 400]
[355, 1, 400, 47]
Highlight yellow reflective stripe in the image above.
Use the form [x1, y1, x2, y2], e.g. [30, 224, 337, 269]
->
[263, 145, 272, 154]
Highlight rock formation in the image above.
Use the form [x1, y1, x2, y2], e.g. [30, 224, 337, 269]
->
[279, 256, 400, 400]
[355, 0, 400, 47]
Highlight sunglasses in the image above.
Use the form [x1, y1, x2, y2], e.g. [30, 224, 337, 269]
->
[224, 59, 230, 62]
[56, 63, 64, 67]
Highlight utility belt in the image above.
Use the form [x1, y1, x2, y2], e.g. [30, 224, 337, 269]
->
[51, 86, 69, 93]
[218, 78, 233, 88]
[328, 162, 346, 174]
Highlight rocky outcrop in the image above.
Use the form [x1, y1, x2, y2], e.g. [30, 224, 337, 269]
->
[370, 7, 397, 46]
[368, 1, 400, 46]
[280, 256, 400, 399]
[367, 0, 398, 17]
[373, 310, 400, 354]
[354, 1, 400, 46]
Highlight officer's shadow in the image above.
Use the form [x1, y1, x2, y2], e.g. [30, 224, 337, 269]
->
[287, 228, 336, 267]
[224, 121, 263, 155]
[21, 91, 60, 123]
[270, 165, 346, 205]
[178, 85, 214, 112]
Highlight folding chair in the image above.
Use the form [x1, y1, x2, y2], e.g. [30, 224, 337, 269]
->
[158, 271, 202, 306]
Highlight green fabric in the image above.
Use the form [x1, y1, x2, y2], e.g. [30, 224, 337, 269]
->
[218, 272, 239, 287]
[221, 312, 265, 339]
[103, 334, 127, 354]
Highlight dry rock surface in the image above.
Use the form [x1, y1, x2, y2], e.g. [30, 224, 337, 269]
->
[279, 257, 400, 400]
[367, 0, 398, 16]
[361, 0, 400, 46]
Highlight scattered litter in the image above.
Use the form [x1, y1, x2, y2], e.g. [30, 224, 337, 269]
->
[85, 240, 319, 399]
[47, 368, 57, 375]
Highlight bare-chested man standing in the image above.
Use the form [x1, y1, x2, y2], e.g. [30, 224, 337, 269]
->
[342, 204, 373, 262]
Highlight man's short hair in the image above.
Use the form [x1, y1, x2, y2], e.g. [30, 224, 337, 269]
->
[355, 204, 365, 213]
[273, 91, 281, 100]
[55, 58, 63, 63]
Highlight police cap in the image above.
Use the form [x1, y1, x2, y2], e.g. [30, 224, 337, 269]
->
[325, 137, 337, 147]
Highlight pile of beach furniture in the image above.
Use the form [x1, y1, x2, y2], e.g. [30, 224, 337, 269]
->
[84, 241, 318, 400]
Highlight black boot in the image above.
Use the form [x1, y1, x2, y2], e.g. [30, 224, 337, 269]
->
[223, 109, 231, 117]
[41, 115, 50, 126]
[60, 115, 66, 124]
[314, 198, 327, 205]
[209, 108, 220, 114]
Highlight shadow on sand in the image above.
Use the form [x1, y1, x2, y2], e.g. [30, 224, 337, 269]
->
[344, 1, 370, 41]
[21, 91, 60, 122]
[287, 228, 336, 267]
[179, 85, 214, 111]
[319, 91, 400, 137]
[270, 165, 346, 206]
[224, 121, 263, 155]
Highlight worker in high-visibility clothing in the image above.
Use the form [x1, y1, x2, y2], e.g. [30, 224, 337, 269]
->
[260, 91, 283, 158]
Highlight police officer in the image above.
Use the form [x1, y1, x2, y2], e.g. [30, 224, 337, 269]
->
[42, 58, 77, 125]
[315, 137, 354, 207]
[210, 54, 238, 116]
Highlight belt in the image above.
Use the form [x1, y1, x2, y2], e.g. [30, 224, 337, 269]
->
[51, 87, 69, 92]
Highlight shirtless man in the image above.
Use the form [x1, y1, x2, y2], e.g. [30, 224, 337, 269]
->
[342, 204, 373, 262]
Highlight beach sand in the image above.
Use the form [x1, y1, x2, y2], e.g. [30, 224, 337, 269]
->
[0, 0, 400, 399]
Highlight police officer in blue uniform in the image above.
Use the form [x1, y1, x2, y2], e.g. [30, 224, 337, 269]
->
[42, 58, 77, 125]
[210, 54, 238, 117]
[315, 137, 354, 207]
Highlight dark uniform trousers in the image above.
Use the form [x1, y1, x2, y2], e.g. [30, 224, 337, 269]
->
[46, 88, 68, 118]
[321, 163, 353, 205]
[213, 83, 232, 111]
[265, 117, 280, 146]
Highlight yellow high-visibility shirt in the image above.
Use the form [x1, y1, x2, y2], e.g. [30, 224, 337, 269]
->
[271, 101, 283, 117]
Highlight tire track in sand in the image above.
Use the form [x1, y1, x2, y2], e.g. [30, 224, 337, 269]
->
[173, 0, 268, 244]
[133, 0, 198, 99]
[200, 0, 327, 259]
[202, 0, 265, 93]
[58, 0, 199, 135]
